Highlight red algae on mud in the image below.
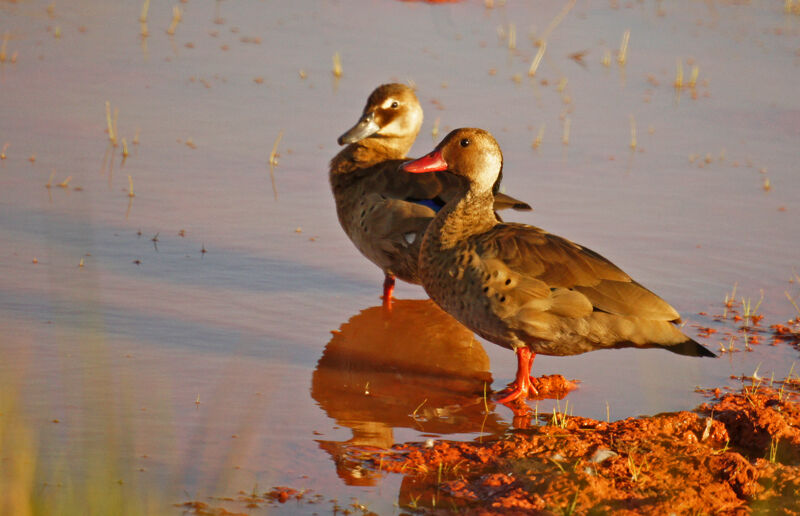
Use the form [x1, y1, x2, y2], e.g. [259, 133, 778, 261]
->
[693, 295, 800, 354]
[355, 382, 800, 514]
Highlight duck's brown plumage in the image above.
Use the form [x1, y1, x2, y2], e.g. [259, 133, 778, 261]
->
[330, 85, 531, 299]
[403, 128, 714, 401]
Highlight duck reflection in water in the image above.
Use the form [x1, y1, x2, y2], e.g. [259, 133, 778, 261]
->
[311, 299, 507, 486]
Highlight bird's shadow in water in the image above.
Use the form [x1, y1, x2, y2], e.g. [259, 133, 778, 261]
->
[311, 298, 508, 486]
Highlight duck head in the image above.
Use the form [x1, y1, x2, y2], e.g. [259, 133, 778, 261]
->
[337, 83, 424, 145]
[402, 128, 503, 195]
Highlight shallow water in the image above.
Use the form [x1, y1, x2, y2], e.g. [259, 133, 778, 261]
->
[1, 0, 799, 513]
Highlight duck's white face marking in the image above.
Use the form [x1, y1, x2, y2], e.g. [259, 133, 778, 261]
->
[376, 97, 423, 139]
[471, 149, 502, 194]
[403, 232, 417, 245]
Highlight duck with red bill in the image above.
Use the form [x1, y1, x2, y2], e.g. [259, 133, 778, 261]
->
[402, 128, 715, 404]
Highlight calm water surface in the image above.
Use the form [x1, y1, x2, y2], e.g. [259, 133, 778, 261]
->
[1, 0, 799, 513]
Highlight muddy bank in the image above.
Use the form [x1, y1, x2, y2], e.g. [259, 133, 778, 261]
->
[178, 314, 800, 515]
[376, 381, 800, 514]
[180, 377, 799, 515]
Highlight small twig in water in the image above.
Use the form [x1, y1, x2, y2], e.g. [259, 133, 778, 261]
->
[268, 130, 283, 200]
[786, 291, 800, 317]
[332, 52, 342, 78]
[167, 6, 182, 35]
[411, 398, 427, 420]
[617, 29, 630, 66]
[105, 101, 117, 145]
[528, 41, 546, 77]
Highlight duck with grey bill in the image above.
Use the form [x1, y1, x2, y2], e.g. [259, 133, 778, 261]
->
[329, 85, 531, 309]
[402, 128, 715, 404]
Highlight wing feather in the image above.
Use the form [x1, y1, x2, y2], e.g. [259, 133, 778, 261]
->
[475, 223, 680, 321]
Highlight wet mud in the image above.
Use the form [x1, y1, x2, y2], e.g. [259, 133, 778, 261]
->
[181, 315, 800, 515]
[365, 381, 800, 514]
[212, 382, 795, 515]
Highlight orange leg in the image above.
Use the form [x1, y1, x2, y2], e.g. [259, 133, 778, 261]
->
[495, 347, 538, 404]
[382, 274, 395, 309]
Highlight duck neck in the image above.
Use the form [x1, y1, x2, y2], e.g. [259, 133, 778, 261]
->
[425, 187, 497, 250]
[330, 136, 413, 178]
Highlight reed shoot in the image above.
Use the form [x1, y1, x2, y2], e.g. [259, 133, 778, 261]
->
[741, 291, 764, 324]
[139, 0, 150, 23]
[769, 437, 779, 463]
[113, 108, 119, 146]
[601, 49, 611, 67]
[332, 52, 342, 78]
[528, 41, 546, 76]
[617, 29, 630, 66]
[786, 291, 800, 316]
[411, 398, 427, 420]
[167, 6, 182, 36]
[539, 0, 576, 42]
[689, 65, 699, 88]
[629, 114, 637, 150]
[724, 282, 738, 314]
[0, 32, 8, 62]
[628, 453, 646, 482]
[128, 175, 135, 197]
[532, 124, 545, 149]
[562, 116, 570, 145]
[674, 59, 684, 88]
[269, 131, 283, 167]
[268, 130, 283, 200]
[105, 101, 117, 145]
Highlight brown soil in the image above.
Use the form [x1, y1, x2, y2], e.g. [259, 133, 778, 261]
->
[181, 305, 800, 516]
[364, 380, 800, 514]
[529, 374, 579, 399]
[181, 379, 799, 515]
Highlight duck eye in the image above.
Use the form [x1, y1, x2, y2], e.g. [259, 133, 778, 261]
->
[460, 138, 470, 147]
[390, 101, 399, 109]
